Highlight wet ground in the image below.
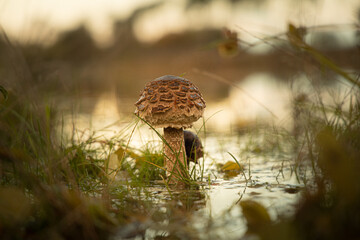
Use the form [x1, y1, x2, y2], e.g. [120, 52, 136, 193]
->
[59, 72, 341, 238]
[60, 93, 304, 239]
[144, 134, 302, 239]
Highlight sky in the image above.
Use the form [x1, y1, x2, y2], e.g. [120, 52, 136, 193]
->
[0, 0, 359, 46]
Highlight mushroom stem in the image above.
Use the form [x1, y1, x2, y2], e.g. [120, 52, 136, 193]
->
[163, 127, 188, 183]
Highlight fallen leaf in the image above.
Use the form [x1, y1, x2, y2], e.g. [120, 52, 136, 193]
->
[221, 161, 244, 171]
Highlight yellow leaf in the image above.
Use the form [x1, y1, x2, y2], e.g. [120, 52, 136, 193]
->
[218, 28, 239, 57]
[221, 161, 243, 171]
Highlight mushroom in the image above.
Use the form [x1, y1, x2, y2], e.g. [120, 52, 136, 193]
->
[184, 130, 204, 164]
[135, 75, 206, 184]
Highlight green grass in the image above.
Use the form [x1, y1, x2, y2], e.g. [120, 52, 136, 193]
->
[0, 89, 204, 239]
[1, 22, 360, 239]
[0, 93, 117, 239]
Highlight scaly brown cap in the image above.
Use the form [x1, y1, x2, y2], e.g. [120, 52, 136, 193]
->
[135, 75, 206, 129]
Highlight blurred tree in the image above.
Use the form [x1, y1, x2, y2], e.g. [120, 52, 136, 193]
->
[309, 31, 343, 50]
[47, 25, 99, 64]
[112, 1, 164, 54]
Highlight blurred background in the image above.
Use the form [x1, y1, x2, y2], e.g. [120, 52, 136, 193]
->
[1, 0, 360, 132]
[1, 2, 360, 239]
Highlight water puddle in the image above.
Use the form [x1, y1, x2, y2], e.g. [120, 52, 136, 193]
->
[58, 81, 309, 239]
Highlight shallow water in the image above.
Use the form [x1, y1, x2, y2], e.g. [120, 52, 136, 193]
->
[107, 132, 303, 239]
[58, 72, 354, 238]
[59, 92, 304, 239]
[188, 135, 301, 239]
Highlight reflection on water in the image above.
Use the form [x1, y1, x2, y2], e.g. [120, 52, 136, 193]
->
[59, 76, 306, 238]
[204, 72, 353, 133]
[58, 73, 353, 238]
[197, 135, 301, 238]
[59, 73, 354, 138]
[204, 73, 291, 133]
[61, 73, 295, 137]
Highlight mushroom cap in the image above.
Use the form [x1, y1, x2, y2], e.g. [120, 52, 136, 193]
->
[135, 75, 206, 129]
